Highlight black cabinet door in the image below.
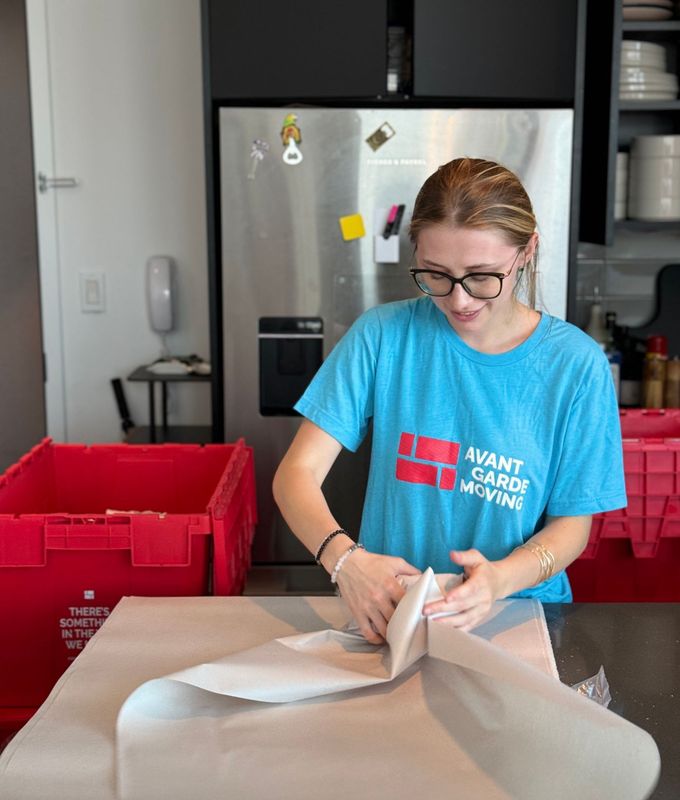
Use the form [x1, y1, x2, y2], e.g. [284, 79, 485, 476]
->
[207, 0, 387, 100]
[413, 0, 580, 102]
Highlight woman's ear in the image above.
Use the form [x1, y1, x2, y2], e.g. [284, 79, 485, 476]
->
[524, 232, 539, 263]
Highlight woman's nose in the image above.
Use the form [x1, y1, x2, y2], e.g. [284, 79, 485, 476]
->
[447, 282, 476, 308]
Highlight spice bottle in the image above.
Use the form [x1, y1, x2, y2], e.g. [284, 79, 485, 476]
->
[665, 356, 680, 408]
[642, 335, 668, 409]
[584, 287, 608, 345]
[585, 290, 622, 400]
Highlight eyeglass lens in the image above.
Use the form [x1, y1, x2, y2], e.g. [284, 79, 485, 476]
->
[413, 271, 503, 299]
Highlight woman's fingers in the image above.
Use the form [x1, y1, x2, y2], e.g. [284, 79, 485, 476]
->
[435, 606, 485, 631]
[336, 551, 419, 643]
[390, 557, 422, 576]
[357, 613, 387, 644]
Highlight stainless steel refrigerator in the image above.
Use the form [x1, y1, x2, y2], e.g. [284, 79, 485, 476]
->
[219, 107, 574, 582]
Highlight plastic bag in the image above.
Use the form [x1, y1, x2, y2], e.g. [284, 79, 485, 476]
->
[571, 665, 612, 708]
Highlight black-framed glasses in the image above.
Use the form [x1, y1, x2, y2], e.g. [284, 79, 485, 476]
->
[409, 247, 523, 300]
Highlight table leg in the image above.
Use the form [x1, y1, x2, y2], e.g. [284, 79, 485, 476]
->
[162, 383, 168, 436]
[148, 383, 156, 443]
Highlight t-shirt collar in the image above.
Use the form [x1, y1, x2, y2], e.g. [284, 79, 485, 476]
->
[428, 298, 551, 365]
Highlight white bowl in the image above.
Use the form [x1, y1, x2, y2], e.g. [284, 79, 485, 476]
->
[620, 52, 667, 69]
[628, 194, 680, 220]
[631, 135, 680, 157]
[619, 92, 678, 102]
[620, 81, 678, 93]
[620, 90, 677, 100]
[623, 0, 673, 7]
[623, 7, 674, 21]
[620, 75, 678, 89]
[620, 68, 677, 85]
[630, 175, 680, 198]
[620, 64, 666, 75]
[621, 40, 667, 56]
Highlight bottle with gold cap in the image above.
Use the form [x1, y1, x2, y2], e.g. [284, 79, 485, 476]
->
[665, 356, 680, 408]
[642, 335, 667, 409]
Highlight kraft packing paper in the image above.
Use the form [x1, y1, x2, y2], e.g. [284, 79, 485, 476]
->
[114, 569, 660, 800]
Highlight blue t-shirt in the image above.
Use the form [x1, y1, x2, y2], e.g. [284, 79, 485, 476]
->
[295, 297, 627, 602]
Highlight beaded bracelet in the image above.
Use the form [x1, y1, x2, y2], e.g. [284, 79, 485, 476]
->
[330, 543, 365, 584]
[314, 528, 348, 565]
[518, 541, 556, 586]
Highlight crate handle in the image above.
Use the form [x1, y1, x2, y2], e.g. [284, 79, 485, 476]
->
[209, 440, 250, 521]
[130, 517, 193, 566]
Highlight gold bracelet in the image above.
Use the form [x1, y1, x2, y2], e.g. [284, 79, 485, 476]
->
[517, 541, 556, 586]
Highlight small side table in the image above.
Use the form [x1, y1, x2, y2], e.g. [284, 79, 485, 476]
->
[126, 365, 212, 444]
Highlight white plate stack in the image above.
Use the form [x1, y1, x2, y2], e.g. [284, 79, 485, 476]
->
[628, 134, 680, 220]
[620, 40, 677, 100]
[622, 0, 674, 20]
[615, 152, 629, 220]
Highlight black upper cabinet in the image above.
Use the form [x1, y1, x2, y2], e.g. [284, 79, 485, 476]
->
[206, 0, 583, 104]
[207, 0, 388, 100]
[413, 0, 579, 102]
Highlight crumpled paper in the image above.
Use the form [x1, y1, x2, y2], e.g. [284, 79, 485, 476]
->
[116, 569, 660, 800]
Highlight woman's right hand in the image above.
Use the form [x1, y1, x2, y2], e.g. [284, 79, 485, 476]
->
[334, 549, 421, 644]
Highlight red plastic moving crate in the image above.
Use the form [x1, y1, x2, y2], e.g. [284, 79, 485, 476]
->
[567, 409, 680, 601]
[0, 438, 257, 738]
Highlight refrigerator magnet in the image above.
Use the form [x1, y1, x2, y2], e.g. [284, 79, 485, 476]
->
[365, 122, 396, 152]
[374, 206, 400, 263]
[339, 214, 366, 241]
[247, 139, 270, 180]
[281, 113, 303, 166]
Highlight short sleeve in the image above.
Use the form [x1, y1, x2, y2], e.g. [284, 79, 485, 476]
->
[293, 309, 381, 452]
[546, 354, 627, 516]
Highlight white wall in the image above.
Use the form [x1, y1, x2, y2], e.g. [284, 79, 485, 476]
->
[30, 0, 209, 443]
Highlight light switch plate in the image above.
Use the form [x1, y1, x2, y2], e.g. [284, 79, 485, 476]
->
[79, 271, 106, 312]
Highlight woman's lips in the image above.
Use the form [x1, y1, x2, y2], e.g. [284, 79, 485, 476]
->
[450, 307, 483, 323]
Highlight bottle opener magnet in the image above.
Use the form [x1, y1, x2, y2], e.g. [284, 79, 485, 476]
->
[281, 113, 303, 166]
[248, 139, 270, 180]
[365, 122, 396, 152]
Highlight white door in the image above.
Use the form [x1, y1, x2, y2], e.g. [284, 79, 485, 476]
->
[26, 0, 210, 443]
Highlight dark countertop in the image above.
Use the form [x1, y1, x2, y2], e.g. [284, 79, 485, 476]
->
[545, 603, 680, 800]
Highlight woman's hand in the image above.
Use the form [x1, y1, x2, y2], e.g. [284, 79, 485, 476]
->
[335, 549, 421, 644]
[422, 549, 505, 632]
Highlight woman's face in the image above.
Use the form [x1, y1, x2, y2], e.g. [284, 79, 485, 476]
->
[413, 225, 534, 342]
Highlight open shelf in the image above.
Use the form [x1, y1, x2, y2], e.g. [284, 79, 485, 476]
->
[622, 20, 680, 32]
[619, 100, 680, 111]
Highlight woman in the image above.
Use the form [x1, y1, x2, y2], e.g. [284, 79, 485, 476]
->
[273, 158, 626, 643]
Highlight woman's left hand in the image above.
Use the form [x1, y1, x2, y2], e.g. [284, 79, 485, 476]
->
[422, 549, 505, 631]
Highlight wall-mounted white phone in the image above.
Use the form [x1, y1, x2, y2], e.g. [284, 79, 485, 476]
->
[146, 255, 176, 333]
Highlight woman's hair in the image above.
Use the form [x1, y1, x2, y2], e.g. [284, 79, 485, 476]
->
[409, 158, 539, 308]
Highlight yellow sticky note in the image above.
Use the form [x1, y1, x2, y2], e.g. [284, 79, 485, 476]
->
[339, 214, 365, 241]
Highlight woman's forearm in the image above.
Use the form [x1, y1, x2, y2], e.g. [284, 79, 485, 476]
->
[494, 515, 592, 598]
[272, 456, 354, 573]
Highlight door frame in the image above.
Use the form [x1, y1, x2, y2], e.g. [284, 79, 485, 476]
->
[25, 0, 67, 441]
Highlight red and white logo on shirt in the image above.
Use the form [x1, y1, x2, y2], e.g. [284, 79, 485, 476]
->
[395, 432, 460, 491]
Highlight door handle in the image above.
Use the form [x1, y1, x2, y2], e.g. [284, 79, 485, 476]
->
[38, 172, 79, 193]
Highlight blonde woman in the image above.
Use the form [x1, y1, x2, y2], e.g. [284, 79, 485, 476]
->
[273, 158, 625, 643]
